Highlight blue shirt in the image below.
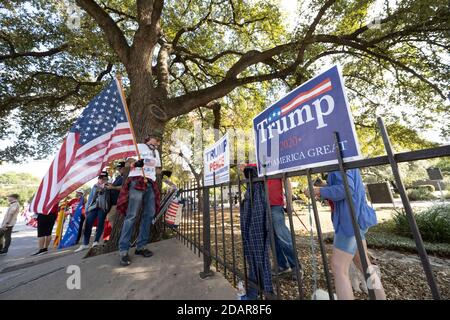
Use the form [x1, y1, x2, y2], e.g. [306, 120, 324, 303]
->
[320, 169, 377, 237]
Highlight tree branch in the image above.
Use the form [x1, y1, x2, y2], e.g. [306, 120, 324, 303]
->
[313, 34, 446, 99]
[206, 16, 268, 28]
[95, 62, 113, 81]
[156, 42, 171, 96]
[76, 0, 130, 65]
[0, 43, 68, 62]
[101, 3, 137, 21]
[225, 43, 294, 78]
[131, 0, 164, 64]
[172, 2, 213, 48]
[174, 46, 243, 65]
[295, 0, 337, 64]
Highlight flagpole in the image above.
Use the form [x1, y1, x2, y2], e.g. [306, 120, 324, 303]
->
[116, 76, 147, 181]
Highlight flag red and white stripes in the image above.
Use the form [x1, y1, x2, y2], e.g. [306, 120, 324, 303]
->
[29, 79, 137, 214]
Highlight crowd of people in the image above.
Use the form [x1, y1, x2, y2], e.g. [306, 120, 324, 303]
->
[0, 132, 162, 268]
[1, 132, 386, 299]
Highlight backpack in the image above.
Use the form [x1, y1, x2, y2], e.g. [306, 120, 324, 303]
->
[96, 188, 111, 212]
[87, 187, 111, 213]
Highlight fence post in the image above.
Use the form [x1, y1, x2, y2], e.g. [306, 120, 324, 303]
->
[333, 131, 377, 300]
[262, 167, 281, 299]
[282, 174, 305, 300]
[377, 117, 441, 300]
[306, 169, 334, 300]
[200, 184, 214, 279]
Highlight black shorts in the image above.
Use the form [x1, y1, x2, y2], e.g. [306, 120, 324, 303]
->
[37, 213, 57, 237]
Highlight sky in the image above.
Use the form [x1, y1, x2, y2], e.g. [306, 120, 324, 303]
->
[0, 0, 448, 181]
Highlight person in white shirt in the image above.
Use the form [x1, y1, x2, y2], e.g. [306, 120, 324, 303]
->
[0, 194, 20, 255]
[118, 133, 162, 266]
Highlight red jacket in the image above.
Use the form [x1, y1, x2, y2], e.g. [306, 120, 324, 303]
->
[117, 176, 160, 216]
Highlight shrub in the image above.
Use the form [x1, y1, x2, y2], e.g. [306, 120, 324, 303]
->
[393, 204, 450, 243]
[417, 185, 435, 192]
[407, 187, 436, 201]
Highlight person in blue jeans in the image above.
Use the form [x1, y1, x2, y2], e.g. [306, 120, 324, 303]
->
[267, 178, 299, 277]
[305, 169, 386, 300]
[118, 133, 161, 266]
[75, 171, 110, 252]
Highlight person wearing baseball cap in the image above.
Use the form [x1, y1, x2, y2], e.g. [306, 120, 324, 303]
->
[75, 171, 111, 252]
[117, 132, 162, 266]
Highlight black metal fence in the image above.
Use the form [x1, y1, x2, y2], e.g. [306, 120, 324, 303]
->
[173, 117, 450, 300]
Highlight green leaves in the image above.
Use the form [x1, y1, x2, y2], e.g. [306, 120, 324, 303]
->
[0, 0, 448, 163]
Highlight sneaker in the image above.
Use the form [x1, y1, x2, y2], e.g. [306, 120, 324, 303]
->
[92, 241, 99, 247]
[135, 248, 153, 257]
[31, 248, 47, 256]
[272, 267, 290, 276]
[75, 245, 89, 252]
[0, 250, 7, 256]
[120, 254, 131, 266]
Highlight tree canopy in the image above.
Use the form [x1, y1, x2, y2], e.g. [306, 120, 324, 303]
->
[0, 172, 40, 205]
[0, 0, 449, 163]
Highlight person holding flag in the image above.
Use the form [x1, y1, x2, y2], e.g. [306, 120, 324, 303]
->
[116, 133, 162, 266]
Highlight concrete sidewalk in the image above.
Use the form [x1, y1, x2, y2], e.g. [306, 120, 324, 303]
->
[0, 238, 236, 300]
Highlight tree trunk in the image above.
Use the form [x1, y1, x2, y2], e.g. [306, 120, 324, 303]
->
[128, 75, 168, 140]
[212, 103, 221, 142]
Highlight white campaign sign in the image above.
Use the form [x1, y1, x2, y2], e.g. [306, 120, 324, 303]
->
[203, 133, 230, 186]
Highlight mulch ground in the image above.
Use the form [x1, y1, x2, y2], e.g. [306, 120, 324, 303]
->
[173, 208, 450, 300]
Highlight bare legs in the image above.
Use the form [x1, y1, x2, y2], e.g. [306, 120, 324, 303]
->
[331, 240, 386, 300]
[331, 247, 355, 299]
[38, 236, 52, 250]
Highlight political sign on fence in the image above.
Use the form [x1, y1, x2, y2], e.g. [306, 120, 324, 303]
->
[204, 133, 230, 186]
[253, 65, 361, 176]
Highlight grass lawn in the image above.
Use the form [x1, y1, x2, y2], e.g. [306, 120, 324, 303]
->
[323, 220, 450, 258]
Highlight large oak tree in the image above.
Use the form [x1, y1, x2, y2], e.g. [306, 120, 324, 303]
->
[0, 0, 449, 163]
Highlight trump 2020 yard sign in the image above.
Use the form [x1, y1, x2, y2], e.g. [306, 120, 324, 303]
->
[253, 65, 361, 176]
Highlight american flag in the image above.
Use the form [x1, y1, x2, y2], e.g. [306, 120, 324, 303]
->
[29, 78, 137, 214]
[267, 78, 333, 123]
